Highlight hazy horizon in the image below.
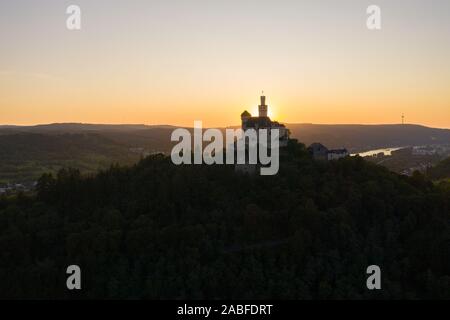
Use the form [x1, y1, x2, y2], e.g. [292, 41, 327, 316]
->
[1, 121, 450, 130]
[1, 0, 450, 128]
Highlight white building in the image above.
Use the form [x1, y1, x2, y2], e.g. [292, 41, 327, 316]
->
[327, 149, 349, 160]
[308, 143, 349, 161]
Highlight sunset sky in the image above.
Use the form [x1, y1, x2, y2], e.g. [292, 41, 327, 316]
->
[1, 0, 449, 128]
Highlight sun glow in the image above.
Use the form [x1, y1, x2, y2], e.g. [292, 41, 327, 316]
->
[268, 106, 275, 119]
[251, 106, 275, 119]
[251, 106, 259, 117]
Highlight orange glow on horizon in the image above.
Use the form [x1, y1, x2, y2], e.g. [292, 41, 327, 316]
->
[1, 1, 450, 129]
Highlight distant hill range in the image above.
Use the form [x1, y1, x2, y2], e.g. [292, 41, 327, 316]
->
[1, 122, 449, 153]
[286, 123, 450, 152]
[1, 122, 449, 183]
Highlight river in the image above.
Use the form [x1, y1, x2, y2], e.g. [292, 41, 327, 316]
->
[351, 147, 406, 157]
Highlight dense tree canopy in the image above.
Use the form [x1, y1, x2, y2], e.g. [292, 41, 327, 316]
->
[0, 140, 449, 299]
[427, 156, 450, 180]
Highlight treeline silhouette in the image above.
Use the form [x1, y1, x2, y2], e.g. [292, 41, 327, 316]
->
[0, 140, 449, 299]
[427, 157, 450, 181]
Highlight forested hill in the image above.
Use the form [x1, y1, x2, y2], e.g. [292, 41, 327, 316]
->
[0, 132, 139, 184]
[0, 141, 449, 299]
[1, 122, 449, 183]
[427, 157, 450, 180]
[287, 123, 450, 151]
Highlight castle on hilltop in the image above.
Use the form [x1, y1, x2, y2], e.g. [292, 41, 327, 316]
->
[240, 94, 290, 147]
[235, 94, 290, 174]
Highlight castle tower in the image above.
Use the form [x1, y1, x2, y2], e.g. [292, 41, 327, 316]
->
[258, 93, 268, 117]
[241, 110, 251, 130]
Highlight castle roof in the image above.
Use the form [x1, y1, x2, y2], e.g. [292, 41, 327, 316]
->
[308, 143, 328, 152]
[241, 110, 251, 117]
[243, 116, 287, 129]
[244, 116, 272, 128]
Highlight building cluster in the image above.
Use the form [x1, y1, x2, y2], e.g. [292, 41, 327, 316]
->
[240, 94, 290, 147]
[399, 163, 433, 177]
[0, 181, 37, 195]
[235, 94, 290, 174]
[307, 142, 349, 161]
[411, 144, 450, 156]
[235, 94, 349, 174]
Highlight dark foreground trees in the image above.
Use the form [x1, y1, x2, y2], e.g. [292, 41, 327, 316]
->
[0, 141, 449, 299]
